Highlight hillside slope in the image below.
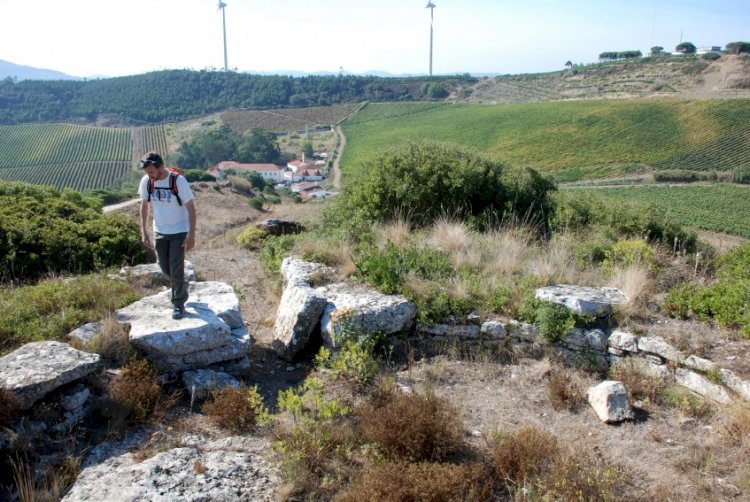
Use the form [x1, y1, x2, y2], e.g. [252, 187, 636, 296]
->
[459, 55, 750, 103]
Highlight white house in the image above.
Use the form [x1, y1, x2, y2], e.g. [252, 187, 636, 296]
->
[208, 161, 284, 182]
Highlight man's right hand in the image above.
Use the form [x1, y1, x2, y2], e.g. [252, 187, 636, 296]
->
[141, 233, 153, 249]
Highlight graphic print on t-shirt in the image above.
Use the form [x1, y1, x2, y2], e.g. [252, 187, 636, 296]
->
[151, 187, 174, 204]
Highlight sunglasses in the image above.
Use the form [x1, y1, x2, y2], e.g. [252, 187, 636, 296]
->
[140, 159, 161, 166]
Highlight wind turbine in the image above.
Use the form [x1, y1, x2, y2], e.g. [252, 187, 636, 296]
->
[426, 2, 436, 76]
[218, 1, 228, 71]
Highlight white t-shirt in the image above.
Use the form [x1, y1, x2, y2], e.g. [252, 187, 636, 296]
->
[138, 173, 194, 235]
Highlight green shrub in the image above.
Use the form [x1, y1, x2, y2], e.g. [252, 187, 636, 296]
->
[258, 235, 296, 274]
[235, 225, 267, 250]
[353, 243, 453, 294]
[183, 169, 215, 182]
[0, 181, 146, 281]
[653, 169, 708, 182]
[663, 244, 750, 336]
[603, 238, 656, 273]
[701, 52, 721, 61]
[661, 385, 714, 419]
[335, 141, 555, 232]
[535, 302, 575, 342]
[248, 197, 264, 210]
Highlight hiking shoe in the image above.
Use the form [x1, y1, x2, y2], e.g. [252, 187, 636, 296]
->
[171, 306, 185, 319]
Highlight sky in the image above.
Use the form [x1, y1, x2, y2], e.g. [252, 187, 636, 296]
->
[0, 0, 748, 78]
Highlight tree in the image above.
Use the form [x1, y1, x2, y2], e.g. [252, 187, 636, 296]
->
[725, 41, 750, 55]
[302, 140, 314, 159]
[236, 128, 281, 164]
[675, 42, 696, 54]
[564, 61, 573, 69]
[650, 46, 664, 57]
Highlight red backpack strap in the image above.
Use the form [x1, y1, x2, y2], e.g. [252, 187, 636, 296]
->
[168, 172, 183, 206]
[147, 178, 155, 201]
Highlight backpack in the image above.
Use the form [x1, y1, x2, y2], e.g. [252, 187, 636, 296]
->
[147, 166, 185, 206]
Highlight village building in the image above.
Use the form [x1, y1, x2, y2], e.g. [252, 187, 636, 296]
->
[208, 161, 284, 182]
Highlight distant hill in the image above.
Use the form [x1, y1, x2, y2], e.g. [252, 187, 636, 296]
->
[0, 59, 80, 81]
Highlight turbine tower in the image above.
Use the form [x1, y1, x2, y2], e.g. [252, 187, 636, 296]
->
[426, 2, 436, 76]
[218, 1, 228, 71]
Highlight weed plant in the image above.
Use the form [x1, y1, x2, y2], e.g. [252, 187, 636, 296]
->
[354, 379, 464, 462]
[202, 385, 270, 433]
[107, 359, 163, 425]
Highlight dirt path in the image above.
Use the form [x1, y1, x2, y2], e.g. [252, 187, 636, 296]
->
[331, 125, 345, 190]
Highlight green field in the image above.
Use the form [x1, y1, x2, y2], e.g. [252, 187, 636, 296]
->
[572, 184, 750, 238]
[0, 124, 167, 191]
[340, 99, 750, 182]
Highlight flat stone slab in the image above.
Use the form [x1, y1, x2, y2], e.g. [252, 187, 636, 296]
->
[535, 284, 627, 317]
[148, 327, 252, 372]
[281, 256, 335, 286]
[116, 281, 243, 356]
[0, 341, 101, 409]
[676, 368, 732, 404]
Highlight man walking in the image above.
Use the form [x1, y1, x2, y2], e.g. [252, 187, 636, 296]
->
[138, 152, 197, 319]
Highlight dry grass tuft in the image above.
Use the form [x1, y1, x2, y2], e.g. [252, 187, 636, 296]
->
[540, 450, 634, 502]
[608, 359, 667, 406]
[609, 264, 652, 318]
[488, 425, 559, 489]
[202, 386, 259, 433]
[546, 367, 584, 411]
[83, 315, 135, 365]
[718, 404, 750, 453]
[355, 380, 464, 462]
[335, 460, 494, 502]
[108, 359, 162, 424]
[526, 242, 576, 284]
[481, 228, 529, 276]
[10, 455, 79, 502]
[426, 217, 474, 254]
[376, 216, 412, 247]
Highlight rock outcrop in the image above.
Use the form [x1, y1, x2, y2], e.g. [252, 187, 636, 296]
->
[535, 284, 627, 317]
[587, 380, 634, 423]
[61, 433, 278, 502]
[0, 341, 101, 409]
[116, 281, 251, 372]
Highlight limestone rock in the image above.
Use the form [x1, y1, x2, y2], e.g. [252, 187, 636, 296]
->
[587, 380, 634, 423]
[0, 341, 101, 409]
[535, 284, 627, 317]
[719, 368, 750, 403]
[507, 321, 539, 342]
[675, 368, 732, 404]
[68, 322, 102, 345]
[608, 330, 639, 353]
[61, 433, 278, 502]
[257, 219, 305, 236]
[684, 355, 718, 373]
[416, 323, 481, 339]
[182, 369, 241, 401]
[116, 282, 251, 372]
[316, 283, 416, 348]
[281, 256, 334, 286]
[273, 283, 328, 361]
[480, 320, 507, 339]
[147, 327, 252, 372]
[637, 336, 684, 363]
